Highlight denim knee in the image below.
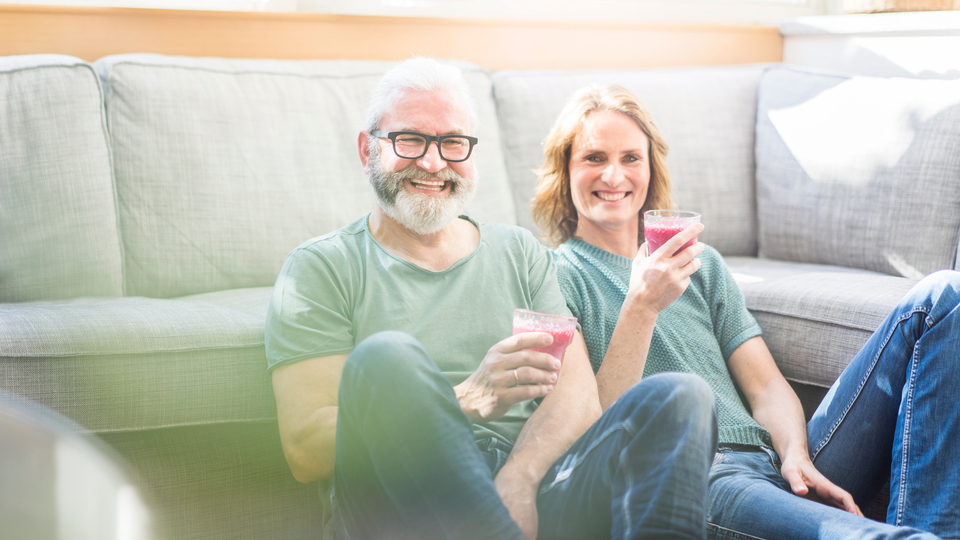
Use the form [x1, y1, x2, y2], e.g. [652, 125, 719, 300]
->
[906, 270, 960, 313]
[622, 373, 717, 431]
[341, 331, 436, 395]
[638, 372, 714, 412]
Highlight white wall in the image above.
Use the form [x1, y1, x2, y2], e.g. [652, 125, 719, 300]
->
[782, 11, 960, 78]
[295, 0, 828, 25]
[1, 0, 295, 10]
[3, 0, 830, 24]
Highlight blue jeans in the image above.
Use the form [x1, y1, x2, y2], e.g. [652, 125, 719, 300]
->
[332, 330, 718, 540]
[707, 270, 960, 540]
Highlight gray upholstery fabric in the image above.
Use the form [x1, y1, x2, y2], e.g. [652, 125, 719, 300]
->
[97, 54, 514, 298]
[726, 256, 918, 388]
[0, 55, 122, 302]
[0, 288, 275, 431]
[492, 65, 765, 255]
[756, 67, 960, 277]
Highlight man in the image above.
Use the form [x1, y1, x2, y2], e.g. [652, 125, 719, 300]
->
[265, 57, 718, 540]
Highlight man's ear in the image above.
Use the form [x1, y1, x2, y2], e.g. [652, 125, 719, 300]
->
[358, 131, 371, 172]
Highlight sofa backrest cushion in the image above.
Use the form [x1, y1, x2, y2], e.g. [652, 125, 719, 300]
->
[96, 54, 514, 298]
[756, 66, 960, 277]
[0, 55, 123, 302]
[492, 65, 765, 256]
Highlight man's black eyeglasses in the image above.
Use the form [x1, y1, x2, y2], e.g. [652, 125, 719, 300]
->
[371, 131, 478, 163]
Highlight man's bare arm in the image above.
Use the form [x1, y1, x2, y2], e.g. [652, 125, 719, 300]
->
[494, 332, 601, 538]
[271, 354, 347, 483]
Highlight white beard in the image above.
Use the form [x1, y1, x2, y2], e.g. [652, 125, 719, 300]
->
[367, 146, 478, 236]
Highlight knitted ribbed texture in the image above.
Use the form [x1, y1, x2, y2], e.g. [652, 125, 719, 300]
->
[554, 238, 772, 449]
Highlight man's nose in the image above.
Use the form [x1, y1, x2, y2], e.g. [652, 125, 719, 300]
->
[415, 140, 447, 173]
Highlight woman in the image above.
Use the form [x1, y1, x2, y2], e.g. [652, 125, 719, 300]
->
[533, 84, 960, 540]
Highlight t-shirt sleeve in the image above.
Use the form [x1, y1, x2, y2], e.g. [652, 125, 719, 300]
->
[264, 244, 355, 371]
[525, 234, 579, 330]
[552, 252, 584, 326]
[703, 247, 762, 361]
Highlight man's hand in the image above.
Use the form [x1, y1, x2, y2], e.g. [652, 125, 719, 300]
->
[780, 452, 863, 516]
[629, 223, 704, 314]
[455, 332, 560, 423]
[494, 471, 540, 540]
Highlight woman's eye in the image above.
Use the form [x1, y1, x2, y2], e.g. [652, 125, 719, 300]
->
[585, 155, 603, 163]
[623, 155, 640, 163]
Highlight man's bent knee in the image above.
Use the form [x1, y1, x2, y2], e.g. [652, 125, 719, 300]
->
[663, 373, 716, 426]
[620, 373, 717, 432]
[342, 331, 436, 393]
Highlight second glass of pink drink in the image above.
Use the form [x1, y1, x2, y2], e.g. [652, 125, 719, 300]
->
[512, 309, 577, 374]
[643, 210, 701, 256]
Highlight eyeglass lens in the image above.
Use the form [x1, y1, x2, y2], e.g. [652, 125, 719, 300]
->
[394, 134, 472, 161]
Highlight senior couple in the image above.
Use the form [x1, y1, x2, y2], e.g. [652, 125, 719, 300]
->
[265, 57, 960, 540]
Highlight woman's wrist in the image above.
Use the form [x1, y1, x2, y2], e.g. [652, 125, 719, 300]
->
[622, 290, 661, 324]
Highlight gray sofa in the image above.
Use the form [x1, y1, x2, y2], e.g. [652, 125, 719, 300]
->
[1, 53, 958, 540]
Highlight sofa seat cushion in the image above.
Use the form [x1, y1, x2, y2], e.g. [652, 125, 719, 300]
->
[0, 55, 122, 302]
[493, 64, 765, 256]
[0, 287, 275, 432]
[755, 66, 960, 277]
[95, 54, 514, 298]
[725, 256, 918, 389]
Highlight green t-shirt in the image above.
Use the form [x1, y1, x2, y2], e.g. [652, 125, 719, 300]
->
[265, 214, 573, 446]
[554, 238, 771, 449]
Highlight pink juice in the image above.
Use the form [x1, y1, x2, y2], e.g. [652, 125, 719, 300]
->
[512, 320, 576, 363]
[645, 223, 698, 256]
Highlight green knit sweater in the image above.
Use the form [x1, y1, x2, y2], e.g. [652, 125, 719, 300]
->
[554, 238, 772, 449]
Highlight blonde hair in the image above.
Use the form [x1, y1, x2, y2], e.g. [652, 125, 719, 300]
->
[531, 84, 674, 247]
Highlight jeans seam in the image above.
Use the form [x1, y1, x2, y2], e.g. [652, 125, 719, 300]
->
[619, 418, 640, 536]
[810, 308, 927, 461]
[707, 521, 766, 540]
[894, 317, 926, 526]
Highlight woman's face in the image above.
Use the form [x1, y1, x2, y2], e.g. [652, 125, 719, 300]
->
[569, 111, 651, 244]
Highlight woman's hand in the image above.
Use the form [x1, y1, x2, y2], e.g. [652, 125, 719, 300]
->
[780, 451, 863, 516]
[454, 332, 560, 423]
[628, 223, 705, 315]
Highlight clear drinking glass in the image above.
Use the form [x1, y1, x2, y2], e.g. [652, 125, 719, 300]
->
[643, 210, 701, 256]
[512, 309, 577, 368]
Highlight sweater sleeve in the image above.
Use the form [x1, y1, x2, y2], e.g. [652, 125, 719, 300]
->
[702, 247, 762, 361]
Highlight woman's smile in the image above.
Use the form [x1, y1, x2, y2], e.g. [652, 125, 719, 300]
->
[595, 190, 630, 202]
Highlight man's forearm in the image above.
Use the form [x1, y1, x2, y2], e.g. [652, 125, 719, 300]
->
[280, 405, 339, 483]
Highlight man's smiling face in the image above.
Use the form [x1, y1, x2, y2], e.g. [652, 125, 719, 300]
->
[365, 88, 478, 236]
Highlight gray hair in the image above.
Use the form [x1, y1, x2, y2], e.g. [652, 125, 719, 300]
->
[364, 56, 479, 135]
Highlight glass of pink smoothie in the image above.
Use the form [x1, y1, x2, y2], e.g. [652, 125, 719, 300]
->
[512, 309, 577, 371]
[643, 210, 701, 256]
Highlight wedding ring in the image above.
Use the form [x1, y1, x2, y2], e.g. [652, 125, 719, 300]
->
[513, 369, 520, 387]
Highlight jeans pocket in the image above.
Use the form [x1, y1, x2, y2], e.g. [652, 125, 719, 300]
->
[476, 437, 512, 476]
[760, 446, 782, 476]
